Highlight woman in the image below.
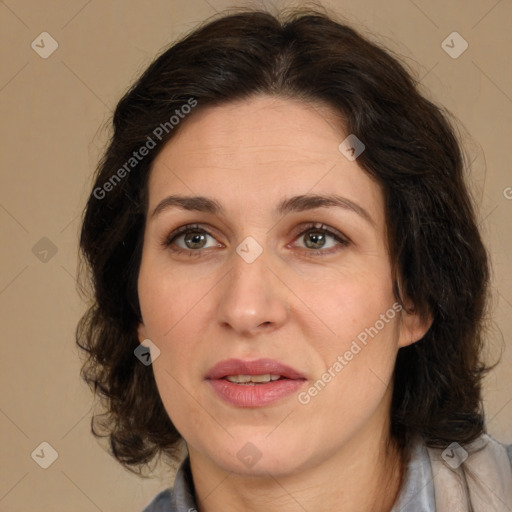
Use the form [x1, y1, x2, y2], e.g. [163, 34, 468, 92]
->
[76, 8, 512, 512]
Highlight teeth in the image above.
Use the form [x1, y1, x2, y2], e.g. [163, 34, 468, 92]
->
[226, 374, 281, 384]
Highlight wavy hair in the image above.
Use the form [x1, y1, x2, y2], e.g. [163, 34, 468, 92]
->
[77, 7, 493, 474]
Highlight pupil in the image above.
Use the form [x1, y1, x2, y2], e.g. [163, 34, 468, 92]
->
[306, 232, 325, 249]
[185, 231, 206, 249]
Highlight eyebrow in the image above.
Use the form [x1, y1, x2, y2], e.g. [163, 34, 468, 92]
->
[151, 193, 375, 226]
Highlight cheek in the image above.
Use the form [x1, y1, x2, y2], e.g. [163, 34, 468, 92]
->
[138, 254, 211, 339]
[320, 277, 401, 404]
[137, 259, 216, 401]
[290, 261, 397, 353]
[301, 313, 400, 428]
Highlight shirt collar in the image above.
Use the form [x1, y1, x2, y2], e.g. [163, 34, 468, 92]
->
[171, 457, 198, 511]
[391, 436, 435, 512]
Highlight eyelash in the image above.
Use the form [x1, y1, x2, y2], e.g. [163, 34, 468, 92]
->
[163, 223, 350, 257]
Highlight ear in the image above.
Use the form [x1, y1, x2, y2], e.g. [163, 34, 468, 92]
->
[397, 302, 433, 348]
[137, 322, 148, 344]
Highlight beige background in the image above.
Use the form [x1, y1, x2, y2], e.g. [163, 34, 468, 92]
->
[0, 0, 511, 510]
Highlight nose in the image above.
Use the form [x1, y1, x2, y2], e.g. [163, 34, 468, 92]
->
[216, 245, 289, 337]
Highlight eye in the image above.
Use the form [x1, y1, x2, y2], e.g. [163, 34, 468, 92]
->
[163, 222, 349, 257]
[163, 224, 221, 256]
[290, 223, 349, 255]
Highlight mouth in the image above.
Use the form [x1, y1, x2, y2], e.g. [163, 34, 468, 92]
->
[205, 358, 307, 407]
[224, 374, 283, 384]
[206, 358, 306, 380]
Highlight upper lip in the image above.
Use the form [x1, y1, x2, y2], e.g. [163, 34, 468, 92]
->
[206, 358, 306, 380]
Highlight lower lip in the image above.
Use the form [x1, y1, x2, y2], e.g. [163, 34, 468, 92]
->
[208, 378, 306, 407]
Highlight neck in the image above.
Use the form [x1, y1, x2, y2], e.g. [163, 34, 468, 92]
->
[188, 418, 404, 512]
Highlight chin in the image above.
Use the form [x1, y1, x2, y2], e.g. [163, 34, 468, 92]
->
[204, 433, 312, 477]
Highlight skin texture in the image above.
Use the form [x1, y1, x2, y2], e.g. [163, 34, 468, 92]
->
[137, 95, 431, 512]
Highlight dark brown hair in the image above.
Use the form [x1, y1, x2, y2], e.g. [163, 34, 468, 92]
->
[77, 7, 492, 474]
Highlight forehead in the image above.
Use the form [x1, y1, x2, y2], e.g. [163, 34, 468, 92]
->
[148, 95, 384, 224]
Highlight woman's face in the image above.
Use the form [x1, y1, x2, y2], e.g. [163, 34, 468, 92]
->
[137, 95, 426, 476]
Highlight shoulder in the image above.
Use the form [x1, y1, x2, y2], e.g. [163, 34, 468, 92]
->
[481, 433, 512, 467]
[425, 433, 512, 510]
[425, 433, 511, 466]
[141, 488, 173, 512]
